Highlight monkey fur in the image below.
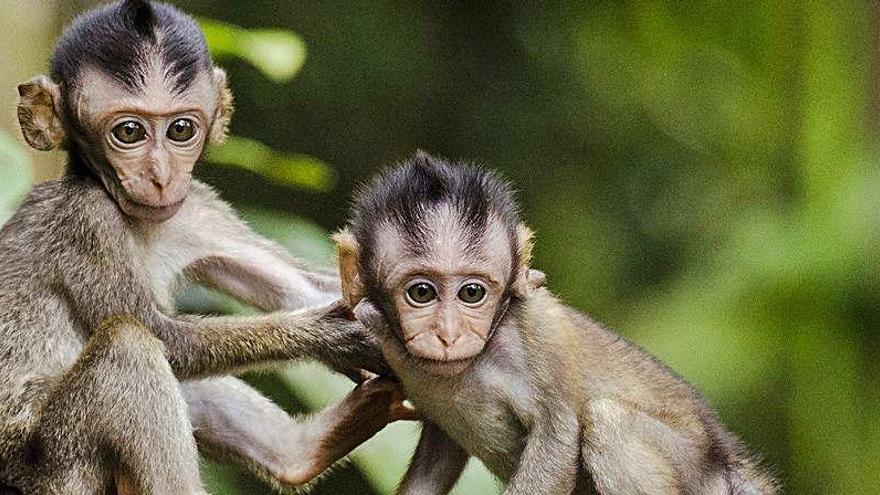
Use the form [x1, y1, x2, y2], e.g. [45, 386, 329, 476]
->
[1, 1, 404, 493]
[335, 152, 778, 495]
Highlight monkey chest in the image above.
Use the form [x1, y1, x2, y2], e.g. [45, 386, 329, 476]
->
[408, 374, 532, 481]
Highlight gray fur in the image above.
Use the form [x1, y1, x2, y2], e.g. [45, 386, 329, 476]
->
[342, 159, 778, 495]
[0, 175, 388, 493]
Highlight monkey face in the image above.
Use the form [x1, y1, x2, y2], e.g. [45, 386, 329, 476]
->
[17, 57, 232, 223]
[392, 272, 504, 364]
[372, 209, 515, 373]
[338, 154, 544, 377]
[71, 65, 220, 222]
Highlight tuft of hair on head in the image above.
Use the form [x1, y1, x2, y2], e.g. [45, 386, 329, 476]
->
[121, 0, 156, 35]
[350, 151, 522, 269]
[50, 0, 211, 98]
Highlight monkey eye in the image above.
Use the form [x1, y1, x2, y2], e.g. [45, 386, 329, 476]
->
[405, 281, 438, 306]
[457, 282, 487, 305]
[111, 121, 147, 145]
[167, 118, 197, 142]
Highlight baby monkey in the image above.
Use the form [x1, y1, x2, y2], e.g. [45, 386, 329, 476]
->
[334, 153, 777, 495]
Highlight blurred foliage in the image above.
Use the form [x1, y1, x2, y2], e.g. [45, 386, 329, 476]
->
[205, 136, 335, 191]
[0, 131, 31, 224]
[1, 1, 879, 494]
[198, 17, 328, 192]
[200, 17, 307, 83]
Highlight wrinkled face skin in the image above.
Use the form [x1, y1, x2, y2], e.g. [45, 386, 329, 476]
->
[372, 205, 514, 375]
[71, 60, 219, 222]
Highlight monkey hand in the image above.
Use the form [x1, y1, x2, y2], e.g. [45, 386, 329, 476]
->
[278, 376, 418, 487]
[312, 300, 394, 380]
[337, 377, 421, 440]
[526, 269, 547, 292]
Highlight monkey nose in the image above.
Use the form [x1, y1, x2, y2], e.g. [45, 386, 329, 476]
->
[434, 330, 461, 349]
[437, 333, 460, 348]
[149, 166, 172, 191]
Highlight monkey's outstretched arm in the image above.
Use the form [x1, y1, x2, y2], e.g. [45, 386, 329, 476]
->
[154, 302, 388, 380]
[183, 376, 411, 488]
[397, 422, 469, 495]
[182, 190, 339, 311]
[186, 244, 339, 312]
[503, 410, 580, 495]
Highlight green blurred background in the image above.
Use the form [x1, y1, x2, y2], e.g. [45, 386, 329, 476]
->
[1, 1, 879, 494]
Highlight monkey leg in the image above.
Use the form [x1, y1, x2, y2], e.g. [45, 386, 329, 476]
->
[581, 399, 687, 495]
[20, 316, 205, 495]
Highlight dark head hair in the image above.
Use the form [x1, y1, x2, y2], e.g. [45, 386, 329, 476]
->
[351, 151, 522, 281]
[51, 0, 210, 96]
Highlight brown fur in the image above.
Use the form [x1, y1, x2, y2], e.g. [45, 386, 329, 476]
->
[335, 165, 778, 494]
[2, 2, 402, 492]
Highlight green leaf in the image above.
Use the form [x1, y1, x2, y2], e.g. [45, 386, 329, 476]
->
[199, 18, 307, 83]
[205, 135, 335, 192]
[0, 131, 32, 225]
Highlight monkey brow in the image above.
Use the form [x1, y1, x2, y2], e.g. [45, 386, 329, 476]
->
[394, 201, 492, 252]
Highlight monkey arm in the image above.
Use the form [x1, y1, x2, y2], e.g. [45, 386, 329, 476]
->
[154, 302, 389, 380]
[397, 422, 469, 495]
[183, 376, 410, 488]
[186, 247, 339, 312]
[503, 409, 580, 495]
[183, 187, 340, 312]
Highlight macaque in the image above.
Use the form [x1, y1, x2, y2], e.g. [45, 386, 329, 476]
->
[334, 152, 778, 495]
[0, 1, 406, 494]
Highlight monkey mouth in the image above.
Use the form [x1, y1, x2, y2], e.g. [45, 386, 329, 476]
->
[121, 196, 186, 221]
[406, 353, 478, 377]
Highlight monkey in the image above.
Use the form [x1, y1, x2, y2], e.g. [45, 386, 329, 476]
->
[0, 1, 410, 494]
[332, 152, 779, 495]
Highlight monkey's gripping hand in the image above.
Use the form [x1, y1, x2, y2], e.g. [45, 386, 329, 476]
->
[312, 300, 394, 380]
[280, 376, 418, 486]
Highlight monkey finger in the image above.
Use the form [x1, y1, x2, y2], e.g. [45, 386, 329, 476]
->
[353, 301, 383, 325]
[390, 399, 421, 422]
[355, 369, 378, 383]
[340, 368, 369, 383]
[527, 269, 547, 291]
[358, 375, 400, 395]
[319, 300, 357, 321]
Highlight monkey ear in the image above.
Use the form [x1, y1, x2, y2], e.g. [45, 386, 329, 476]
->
[332, 228, 366, 308]
[514, 224, 545, 296]
[17, 75, 65, 151]
[209, 67, 234, 144]
[516, 224, 535, 267]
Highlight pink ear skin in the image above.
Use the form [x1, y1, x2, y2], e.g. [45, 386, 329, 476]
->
[333, 229, 366, 309]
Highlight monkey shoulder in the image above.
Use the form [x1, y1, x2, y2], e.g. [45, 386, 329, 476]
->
[0, 177, 123, 271]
